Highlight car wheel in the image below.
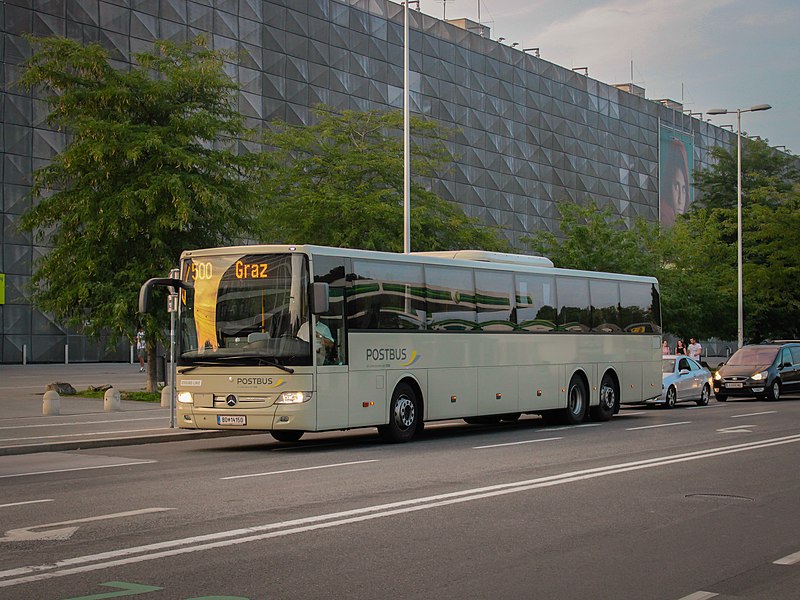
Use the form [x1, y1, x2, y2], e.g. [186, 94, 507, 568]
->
[664, 386, 677, 409]
[767, 380, 781, 401]
[270, 430, 304, 443]
[378, 382, 420, 443]
[715, 393, 727, 402]
[590, 373, 617, 422]
[696, 384, 710, 406]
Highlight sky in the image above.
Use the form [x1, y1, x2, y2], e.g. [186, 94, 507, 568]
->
[422, 0, 800, 153]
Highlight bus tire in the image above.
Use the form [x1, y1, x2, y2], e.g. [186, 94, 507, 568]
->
[590, 373, 617, 422]
[551, 375, 588, 425]
[271, 430, 304, 443]
[378, 383, 419, 443]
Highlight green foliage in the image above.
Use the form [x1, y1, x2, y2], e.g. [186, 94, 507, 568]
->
[18, 36, 263, 354]
[522, 201, 659, 275]
[693, 138, 798, 210]
[255, 107, 510, 253]
[743, 187, 800, 340]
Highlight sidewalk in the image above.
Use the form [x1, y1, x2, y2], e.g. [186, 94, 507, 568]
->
[0, 362, 252, 456]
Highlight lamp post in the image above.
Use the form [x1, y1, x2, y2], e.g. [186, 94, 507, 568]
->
[706, 104, 772, 349]
[403, 1, 411, 253]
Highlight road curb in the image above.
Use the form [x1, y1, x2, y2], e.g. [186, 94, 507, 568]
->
[0, 429, 264, 456]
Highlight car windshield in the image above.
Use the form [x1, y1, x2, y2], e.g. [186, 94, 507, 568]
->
[662, 359, 676, 373]
[726, 346, 779, 366]
[178, 253, 312, 367]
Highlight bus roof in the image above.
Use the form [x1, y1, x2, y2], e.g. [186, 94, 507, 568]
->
[180, 244, 658, 285]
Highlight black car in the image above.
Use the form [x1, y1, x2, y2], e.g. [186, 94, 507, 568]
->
[713, 342, 800, 402]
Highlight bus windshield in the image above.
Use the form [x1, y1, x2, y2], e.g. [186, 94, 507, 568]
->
[178, 253, 312, 367]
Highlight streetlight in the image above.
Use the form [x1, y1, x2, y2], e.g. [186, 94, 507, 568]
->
[706, 103, 772, 349]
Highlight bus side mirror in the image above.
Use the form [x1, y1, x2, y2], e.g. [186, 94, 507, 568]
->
[309, 282, 330, 315]
[139, 277, 191, 314]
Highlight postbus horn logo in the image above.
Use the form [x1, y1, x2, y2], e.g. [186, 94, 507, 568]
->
[401, 351, 420, 367]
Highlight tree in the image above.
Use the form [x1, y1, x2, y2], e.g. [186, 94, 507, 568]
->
[693, 137, 798, 210]
[522, 201, 660, 275]
[692, 136, 800, 342]
[255, 107, 510, 253]
[19, 36, 263, 390]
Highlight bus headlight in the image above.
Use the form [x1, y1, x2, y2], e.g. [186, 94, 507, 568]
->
[177, 392, 194, 404]
[276, 391, 312, 404]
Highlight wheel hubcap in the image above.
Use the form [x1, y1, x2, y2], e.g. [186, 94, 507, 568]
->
[600, 385, 615, 410]
[773, 383, 780, 400]
[394, 395, 415, 430]
[568, 385, 584, 416]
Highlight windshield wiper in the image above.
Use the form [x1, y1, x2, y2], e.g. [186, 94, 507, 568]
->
[178, 355, 294, 374]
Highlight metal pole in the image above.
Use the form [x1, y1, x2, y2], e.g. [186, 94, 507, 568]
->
[403, 1, 411, 254]
[168, 267, 179, 429]
[736, 109, 743, 349]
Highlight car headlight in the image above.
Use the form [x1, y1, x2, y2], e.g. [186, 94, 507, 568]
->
[714, 372, 722, 381]
[750, 371, 768, 381]
[178, 391, 194, 404]
[276, 391, 312, 404]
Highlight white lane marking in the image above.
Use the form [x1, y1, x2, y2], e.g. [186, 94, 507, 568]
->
[0, 417, 166, 430]
[0, 460, 157, 480]
[626, 421, 691, 431]
[2, 434, 799, 588]
[472, 438, 564, 450]
[1, 508, 174, 542]
[618, 410, 646, 416]
[473, 437, 562, 449]
[221, 460, 378, 480]
[717, 425, 755, 433]
[774, 549, 800, 565]
[0, 429, 170, 443]
[676, 592, 718, 600]
[0, 499, 54, 509]
[731, 411, 777, 419]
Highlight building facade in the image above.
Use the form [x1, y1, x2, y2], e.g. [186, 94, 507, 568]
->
[1, 0, 734, 363]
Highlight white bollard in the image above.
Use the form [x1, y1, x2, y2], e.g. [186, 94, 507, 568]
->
[103, 387, 121, 412]
[43, 390, 61, 416]
[160, 385, 172, 408]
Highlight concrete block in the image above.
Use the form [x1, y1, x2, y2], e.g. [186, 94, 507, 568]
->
[42, 390, 61, 416]
[103, 387, 121, 412]
[160, 386, 172, 408]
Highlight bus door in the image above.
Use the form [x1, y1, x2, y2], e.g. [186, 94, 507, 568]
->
[312, 256, 349, 430]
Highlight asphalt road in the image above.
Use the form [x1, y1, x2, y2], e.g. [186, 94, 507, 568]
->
[1, 398, 799, 600]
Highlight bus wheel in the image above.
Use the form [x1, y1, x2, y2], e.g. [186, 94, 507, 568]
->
[553, 375, 588, 425]
[378, 383, 419, 443]
[590, 373, 617, 422]
[271, 430, 304, 443]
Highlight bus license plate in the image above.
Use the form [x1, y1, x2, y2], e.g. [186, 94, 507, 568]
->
[726, 383, 744, 388]
[218, 415, 246, 426]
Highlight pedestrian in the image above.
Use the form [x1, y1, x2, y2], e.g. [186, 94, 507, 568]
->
[135, 326, 146, 372]
[662, 340, 670, 355]
[675, 339, 686, 355]
[688, 337, 702, 361]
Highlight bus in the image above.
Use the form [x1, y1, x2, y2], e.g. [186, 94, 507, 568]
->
[139, 245, 662, 443]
